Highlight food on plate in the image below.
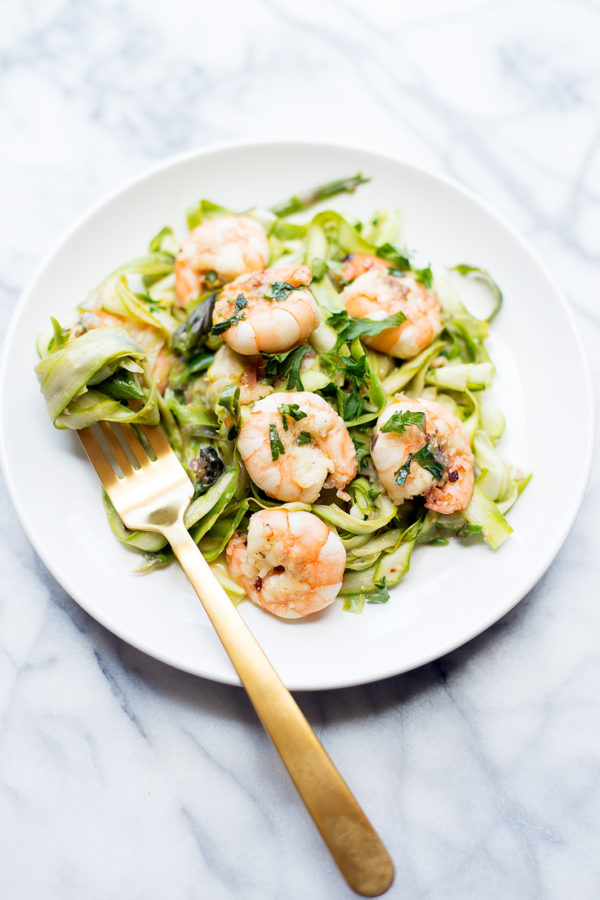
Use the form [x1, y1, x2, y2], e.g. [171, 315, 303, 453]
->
[212, 264, 320, 354]
[227, 508, 346, 619]
[371, 396, 474, 513]
[35, 174, 530, 618]
[175, 214, 269, 305]
[237, 391, 357, 503]
[340, 259, 442, 358]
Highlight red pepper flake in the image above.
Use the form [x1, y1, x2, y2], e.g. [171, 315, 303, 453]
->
[273, 566, 285, 574]
[448, 470, 459, 483]
[254, 577, 263, 592]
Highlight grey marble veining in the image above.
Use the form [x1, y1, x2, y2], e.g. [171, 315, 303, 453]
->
[1, 1, 599, 898]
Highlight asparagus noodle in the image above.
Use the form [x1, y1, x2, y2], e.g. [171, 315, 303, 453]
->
[35, 327, 158, 428]
[382, 341, 443, 395]
[103, 491, 167, 552]
[54, 384, 159, 429]
[91, 276, 178, 338]
[108, 252, 175, 279]
[425, 361, 494, 392]
[184, 468, 237, 530]
[270, 173, 370, 218]
[452, 264, 503, 322]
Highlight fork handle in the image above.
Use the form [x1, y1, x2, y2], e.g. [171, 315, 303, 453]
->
[165, 523, 394, 897]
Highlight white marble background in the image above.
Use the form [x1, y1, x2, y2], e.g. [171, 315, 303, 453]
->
[1, 1, 599, 898]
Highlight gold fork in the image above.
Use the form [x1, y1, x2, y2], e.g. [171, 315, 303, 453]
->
[77, 421, 394, 898]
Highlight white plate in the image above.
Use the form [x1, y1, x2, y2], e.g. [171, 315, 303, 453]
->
[0, 141, 593, 690]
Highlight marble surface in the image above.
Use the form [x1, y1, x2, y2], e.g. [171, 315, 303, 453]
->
[1, 0, 599, 897]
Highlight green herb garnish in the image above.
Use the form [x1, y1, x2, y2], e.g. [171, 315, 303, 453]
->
[395, 456, 414, 487]
[211, 295, 247, 336]
[351, 435, 371, 470]
[279, 403, 307, 431]
[366, 578, 390, 604]
[414, 266, 433, 289]
[269, 423, 285, 461]
[376, 242, 411, 272]
[413, 444, 446, 481]
[326, 309, 406, 346]
[266, 281, 303, 303]
[297, 431, 312, 446]
[205, 269, 218, 285]
[381, 410, 426, 435]
[262, 345, 310, 390]
[395, 444, 446, 486]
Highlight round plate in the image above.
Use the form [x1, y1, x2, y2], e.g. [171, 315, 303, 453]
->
[0, 141, 593, 690]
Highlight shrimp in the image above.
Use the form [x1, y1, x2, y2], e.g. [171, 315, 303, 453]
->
[340, 254, 442, 359]
[212, 264, 320, 355]
[204, 344, 273, 406]
[341, 253, 388, 281]
[175, 215, 269, 306]
[237, 391, 357, 503]
[226, 509, 346, 618]
[78, 310, 171, 393]
[371, 395, 474, 513]
[422, 400, 474, 514]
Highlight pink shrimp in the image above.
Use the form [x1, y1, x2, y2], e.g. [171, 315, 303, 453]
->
[226, 509, 346, 618]
[372, 395, 474, 514]
[236, 391, 357, 503]
[340, 254, 442, 359]
[175, 215, 269, 306]
[212, 264, 320, 355]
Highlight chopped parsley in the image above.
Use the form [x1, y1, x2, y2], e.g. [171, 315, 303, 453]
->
[342, 394, 364, 422]
[366, 578, 390, 604]
[342, 355, 367, 421]
[414, 266, 433, 289]
[279, 403, 307, 431]
[205, 269, 218, 285]
[376, 242, 411, 272]
[395, 444, 446, 486]
[297, 431, 312, 445]
[264, 281, 305, 303]
[326, 309, 406, 346]
[320, 352, 370, 423]
[269, 423, 285, 461]
[381, 410, 426, 435]
[394, 456, 414, 487]
[262, 344, 310, 390]
[211, 295, 247, 335]
[413, 444, 446, 480]
[375, 244, 432, 288]
[351, 434, 371, 471]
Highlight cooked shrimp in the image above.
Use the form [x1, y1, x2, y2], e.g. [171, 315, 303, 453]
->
[212, 264, 320, 355]
[78, 310, 171, 393]
[371, 395, 474, 513]
[237, 391, 357, 503]
[226, 509, 346, 618]
[341, 253, 388, 281]
[204, 345, 273, 406]
[175, 215, 269, 306]
[340, 255, 442, 359]
[422, 400, 474, 514]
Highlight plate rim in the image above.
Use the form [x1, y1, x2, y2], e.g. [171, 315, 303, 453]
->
[0, 137, 594, 690]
